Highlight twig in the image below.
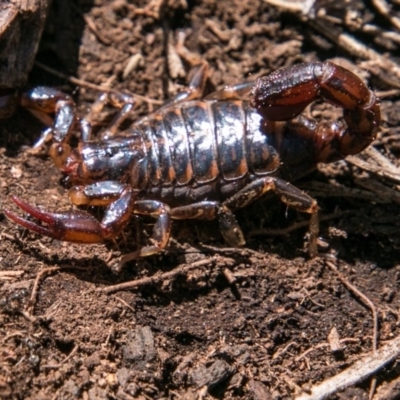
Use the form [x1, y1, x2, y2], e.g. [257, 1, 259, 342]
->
[82, 14, 111, 46]
[42, 345, 79, 370]
[3, 331, 26, 342]
[115, 296, 136, 313]
[263, 0, 400, 87]
[309, 21, 400, 87]
[371, 0, 400, 31]
[28, 266, 61, 313]
[325, 261, 379, 353]
[70, 2, 111, 45]
[222, 268, 237, 285]
[363, 147, 400, 176]
[34, 61, 163, 105]
[355, 178, 400, 205]
[100, 257, 218, 294]
[272, 341, 298, 360]
[19, 310, 36, 323]
[0, 270, 24, 279]
[326, 259, 380, 398]
[249, 210, 353, 237]
[296, 338, 360, 362]
[296, 334, 400, 400]
[346, 155, 400, 184]
[27, 265, 91, 315]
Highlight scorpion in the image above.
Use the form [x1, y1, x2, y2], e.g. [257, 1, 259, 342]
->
[3, 61, 380, 263]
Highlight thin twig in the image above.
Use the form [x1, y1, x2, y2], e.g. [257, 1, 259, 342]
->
[325, 260, 379, 353]
[100, 257, 218, 294]
[28, 266, 61, 313]
[27, 265, 91, 315]
[296, 338, 360, 362]
[115, 296, 136, 313]
[371, 0, 400, 31]
[346, 155, 400, 184]
[355, 178, 400, 205]
[0, 270, 24, 278]
[249, 210, 353, 237]
[34, 61, 163, 105]
[42, 345, 79, 369]
[70, 2, 111, 45]
[296, 334, 400, 400]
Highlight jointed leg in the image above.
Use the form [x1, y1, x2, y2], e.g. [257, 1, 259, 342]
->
[20, 87, 77, 148]
[204, 81, 255, 101]
[222, 177, 319, 256]
[80, 91, 136, 141]
[132, 200, 172, 257]
[171, 201, 245, 247]
[159, 62, 209, 110]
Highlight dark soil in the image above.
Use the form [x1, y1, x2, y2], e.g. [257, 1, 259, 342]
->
[1, 1, 400, 399]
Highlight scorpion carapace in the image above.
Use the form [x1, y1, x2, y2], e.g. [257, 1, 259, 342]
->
[4, 61, 380, 263]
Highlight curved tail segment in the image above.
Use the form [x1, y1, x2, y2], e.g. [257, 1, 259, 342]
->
[251, 61, 380, 164]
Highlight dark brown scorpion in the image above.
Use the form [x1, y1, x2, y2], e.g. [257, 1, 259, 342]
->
[3, 62, 380, 263]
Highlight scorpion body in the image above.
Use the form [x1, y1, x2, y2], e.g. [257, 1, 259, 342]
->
[3, 61, 380, 263]
[69, 99, 281, 204]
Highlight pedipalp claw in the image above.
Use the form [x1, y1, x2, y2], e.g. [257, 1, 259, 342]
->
[4, 196, 104, 243]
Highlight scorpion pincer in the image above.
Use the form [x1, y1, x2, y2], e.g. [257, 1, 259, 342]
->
[3, 61, 380, 263]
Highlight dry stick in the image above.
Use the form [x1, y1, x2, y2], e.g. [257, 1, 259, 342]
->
[371, 0, 400, 30]
[249, 210, 353, 237]
[34, 61, 163, 106]
[355, 178, 400, 206]
[375, 88, 400, 98]
[82, 15, 111, 46]
[309, 21, 400, 86]
[0, 270, 24, 278]
[296, 338, 360, 362]
[295, 334, 400, 400]
[99, 257, 216, 294]
[41, 344, 79, 370]
[324, 260, 379, 399]
[326, 261, 379, 352]
[28, 266, 61, 313]
[346, 155, 400, 184]
[27, 265, 91, 316]
[363, 147, 400, 177]
[264, 0, 400, 86]
[69, 2, 111, 45]
[115, 296, 136, 313]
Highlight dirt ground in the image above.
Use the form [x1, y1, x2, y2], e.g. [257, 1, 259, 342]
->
[2, 0, 400, 399]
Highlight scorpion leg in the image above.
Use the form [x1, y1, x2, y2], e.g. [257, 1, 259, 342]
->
[20, 87, 77, 149]
[204, 81, 254, 101]
[117, 200, 173, 265]
[80, 92, 136, 141]
[170, 202, 245, 247]
[72, 189, 174, 258]
[222, 177, 319, 257]
[160, 62, 209, 109]
[129, 200, 172, 257]
[80, 63, 208, 141]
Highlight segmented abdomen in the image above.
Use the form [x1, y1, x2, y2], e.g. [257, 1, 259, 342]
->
[134, 100, 280, 191]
